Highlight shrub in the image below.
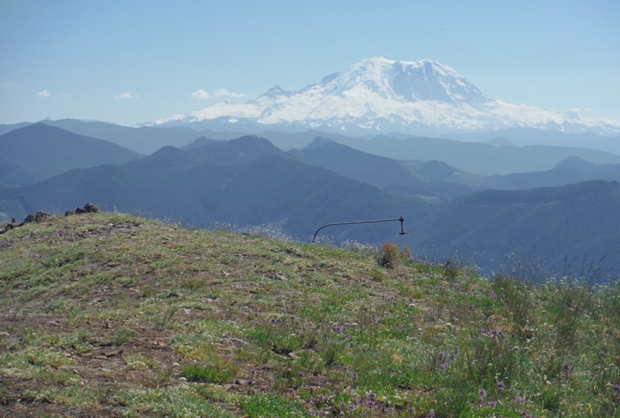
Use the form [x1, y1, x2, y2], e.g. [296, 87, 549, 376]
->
[377, 241, 407, 268]
[113, 329, 136, 346]
[181, 363, 237, 383]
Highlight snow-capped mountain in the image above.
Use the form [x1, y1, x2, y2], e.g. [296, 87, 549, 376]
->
[152, 57, 620, 135]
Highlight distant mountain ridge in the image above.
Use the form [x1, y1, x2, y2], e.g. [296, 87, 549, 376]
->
[150, 57, 620, 135]
[0, 123, 142, 188]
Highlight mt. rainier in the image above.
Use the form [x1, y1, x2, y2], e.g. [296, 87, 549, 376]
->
[154, 57, 620, 135]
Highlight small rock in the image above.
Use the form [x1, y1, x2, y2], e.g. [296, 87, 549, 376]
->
[24, 211, 49, 224]
[104, 349, 123, 357]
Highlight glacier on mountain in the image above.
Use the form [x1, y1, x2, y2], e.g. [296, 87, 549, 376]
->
[152, 57, 620, 135]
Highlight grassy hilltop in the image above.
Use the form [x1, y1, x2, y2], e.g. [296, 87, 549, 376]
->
[1, 211, 620, 417]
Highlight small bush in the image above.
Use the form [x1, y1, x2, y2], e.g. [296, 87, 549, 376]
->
[377, 241, 407, 268]
[113, 329, 136, 346]
[181, 363, 237, 383]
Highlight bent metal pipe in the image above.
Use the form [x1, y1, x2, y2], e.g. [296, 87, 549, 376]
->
[312, 216, 405, 243]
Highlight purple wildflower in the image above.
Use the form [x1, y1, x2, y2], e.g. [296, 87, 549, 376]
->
[333, 325, 343, 333]
[614, 384, 620, 391]
[440, 362, 449, 371]
[497, 381, 505, 392]
[479, 389, 487, 397]
[516, 396, 526, 403]
[427, 409, 435, 418]
[489, 401, 497, 407]
[563, 364, 571, 373]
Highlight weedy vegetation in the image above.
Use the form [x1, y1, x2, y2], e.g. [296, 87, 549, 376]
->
[1, 211, 619, 417]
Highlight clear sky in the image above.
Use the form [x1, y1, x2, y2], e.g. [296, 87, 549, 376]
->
[1, 0, 619, 126]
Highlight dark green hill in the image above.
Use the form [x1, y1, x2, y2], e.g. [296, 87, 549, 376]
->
[0, 123, 142, 188]
[288, 138, 472, 200]
[0, 147, 427, 243]
[411, 180, 620, 281]
[291, 138, 414, 187]
[182, 136, 218, 150]
[0, 156, 36, 188]
[416, 160, 455, 182]
[190, 135, 287, 164]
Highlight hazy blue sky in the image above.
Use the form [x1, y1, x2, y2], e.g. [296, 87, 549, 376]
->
[1, 0, 619, 126]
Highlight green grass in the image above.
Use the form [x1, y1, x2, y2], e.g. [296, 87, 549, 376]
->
[1, 211, 620, 416]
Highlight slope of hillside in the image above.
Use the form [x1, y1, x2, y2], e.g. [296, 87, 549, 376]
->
[1, 211, 619, 417]
[412, 180, 620, 280]
[0, 123, 142, 188]
[291, 138, 415, 187]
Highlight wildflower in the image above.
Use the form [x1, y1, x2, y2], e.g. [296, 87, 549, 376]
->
[427, 409, 435, 418]
[516, 395, 526, 403]
[563, 364, 571, 373]
[497, 381, 505, 392]
[614, 384, 620, 391]
[440, 362, 448, 371]
[333, 325, 343, 333]
[489, 401, 497, 407]
[479, 389, 487, 397]
[439, 352, 446, 361]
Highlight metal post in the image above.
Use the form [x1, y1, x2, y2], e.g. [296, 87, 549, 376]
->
[312, 216, 405, 243]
